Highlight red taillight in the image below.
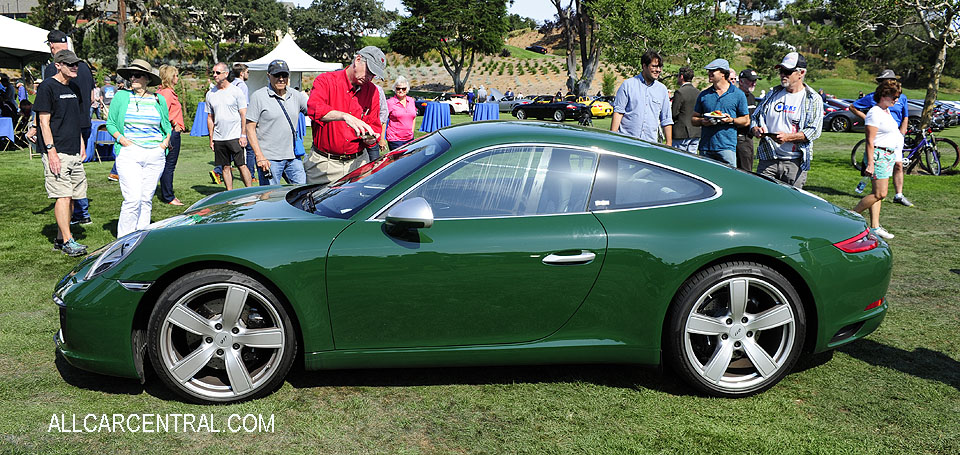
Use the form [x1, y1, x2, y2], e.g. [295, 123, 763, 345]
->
[566, 105, 577, 109]
[834, 229, 879, 253]
[864, 298, 884, 311]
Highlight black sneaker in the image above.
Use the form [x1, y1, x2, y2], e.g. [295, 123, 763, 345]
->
[61, 239, 87, 257]
[53, 238, 64, 251]
[78, 217, 92, 225]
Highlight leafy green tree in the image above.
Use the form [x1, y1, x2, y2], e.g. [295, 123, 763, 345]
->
[177, 0, 287, 64]
[389, 0, 509, 93]
[505, 13, 537, 31]
[732, 0, 780, 24]
[601, 71, 617, 96]
[593, 0, 736, 75]
[289, 0, 398, 63]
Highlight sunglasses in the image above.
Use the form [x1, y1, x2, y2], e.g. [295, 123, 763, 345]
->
[61, 62, 79, 68]
[779, 68, 798, 76]
[395, 87, 408, 91]
[212, 70, 225, 75]
[271, 72, 289, 79]
[129, 71, 147, 79]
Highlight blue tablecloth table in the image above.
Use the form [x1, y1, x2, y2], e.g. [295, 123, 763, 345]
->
[472, 102, 500, 121]
[190, 102, 209, 137]
[83, 120, 116, 162]
[420, 102, 451, 133]
[0, 117, 13, 142]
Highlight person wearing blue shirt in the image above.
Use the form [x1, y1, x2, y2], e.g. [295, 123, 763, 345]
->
[692, 58, 750, 166]
[611, 50, 673, 145]
[850, 69, 913, 207]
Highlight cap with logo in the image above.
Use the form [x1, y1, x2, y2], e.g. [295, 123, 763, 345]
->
[739, 69, 759, 81]
[875, 69, 900, 81]
[357, 46, 387, 79]
[46, 30, 68, 44]
[53, 50, 81, 65]
[704, 58, 730, 71]
[267, 59, 290, 75]
[775, 52, 807, 70]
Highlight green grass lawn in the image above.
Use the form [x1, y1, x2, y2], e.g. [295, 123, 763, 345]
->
[0, 116, 958, 454]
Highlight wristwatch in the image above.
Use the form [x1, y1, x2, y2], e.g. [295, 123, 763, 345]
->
[45, 143, 54, 150]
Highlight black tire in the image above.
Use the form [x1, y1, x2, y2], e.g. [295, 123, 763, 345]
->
[147, 269, 297, 404]
[923, 147, 941, 175]
[514, 108, 527, 120]
[664, 261, 806, 397]
[850, 139, 867, 171]
[552, 109, 565, 122]
[830, 115, 850, 132]
[935, 137, 960, 171]
[909, 116, 921, 131]
[449, 104, 455, 115]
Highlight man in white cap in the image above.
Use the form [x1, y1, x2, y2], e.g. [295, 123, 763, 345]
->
[849, 69, 912, 207]
[692, 58, 749, 166]
[750, 52, 823, 188]
[305, 46, 385, 187]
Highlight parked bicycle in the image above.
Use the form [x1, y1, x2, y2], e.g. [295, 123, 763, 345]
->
[850, 127, 960, 176]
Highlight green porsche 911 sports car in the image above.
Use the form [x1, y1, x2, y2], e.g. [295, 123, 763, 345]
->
[54, 121, 891, 404]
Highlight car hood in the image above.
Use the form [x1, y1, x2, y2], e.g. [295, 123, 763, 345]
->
[150, 186, 313, 229]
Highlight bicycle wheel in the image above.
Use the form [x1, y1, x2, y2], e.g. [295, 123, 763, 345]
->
[923, 146, 941, 175]
[934, 138, 960, 171]
[850, 139, 867, 171]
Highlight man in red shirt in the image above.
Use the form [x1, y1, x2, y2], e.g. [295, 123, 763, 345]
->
[305, 46, 386, 186]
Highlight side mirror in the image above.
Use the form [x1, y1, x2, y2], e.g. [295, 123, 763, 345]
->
[385, 197, 434, 234]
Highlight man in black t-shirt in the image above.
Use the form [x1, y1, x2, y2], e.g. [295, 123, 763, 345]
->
[35, 50, 88, 257]
[44, 30, 95, 225]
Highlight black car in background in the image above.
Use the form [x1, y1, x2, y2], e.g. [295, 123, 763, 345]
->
[824, 98, 864, 132]
[525, 45, 548, 54]
[512, 95, 591, 122]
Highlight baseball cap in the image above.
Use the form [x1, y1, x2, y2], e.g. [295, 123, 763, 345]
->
[876, 69, 900, 81]
[53, 50, 81, 65]
[739, 69, 759, 81]
[46, 30, 68, 44]
[704, 58, 730, 71]
[357, 46, 386, 79]
[267, 59, 290, 75]
[775, 52, 807, 70]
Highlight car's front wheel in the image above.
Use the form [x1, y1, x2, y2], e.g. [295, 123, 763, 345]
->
[147, 269, 297, 404]
[830, 115, 850, 132]
[664, 261, 806, 397]
[515, 108, 527, 120]
[553, 109, 565, 122]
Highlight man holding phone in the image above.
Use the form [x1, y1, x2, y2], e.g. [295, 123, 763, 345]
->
[750, 52, 824, 188]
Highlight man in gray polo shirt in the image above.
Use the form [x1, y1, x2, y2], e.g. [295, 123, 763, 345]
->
[610, 50, 673, 145]
[246, 60, 309, 185]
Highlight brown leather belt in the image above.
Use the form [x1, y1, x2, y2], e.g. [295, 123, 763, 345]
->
[315, 149, 364, 161]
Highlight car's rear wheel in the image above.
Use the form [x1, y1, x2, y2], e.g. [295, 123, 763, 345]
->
[147, 269, 296, 404]
[830, 115, 850, 132]
[664, 261, 806, 397]
[553, 109, 565, 122]
[515, 108, 527, 120]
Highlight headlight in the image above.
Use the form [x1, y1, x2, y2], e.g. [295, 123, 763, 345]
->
[84, 231, 148, 280]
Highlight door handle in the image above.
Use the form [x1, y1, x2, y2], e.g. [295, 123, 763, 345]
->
[542, 250, 596, 265]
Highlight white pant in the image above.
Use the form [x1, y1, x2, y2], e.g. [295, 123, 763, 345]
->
[116, 144, 165, 238]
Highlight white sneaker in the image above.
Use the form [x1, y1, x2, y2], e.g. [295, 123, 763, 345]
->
[873, 226, 895, 239]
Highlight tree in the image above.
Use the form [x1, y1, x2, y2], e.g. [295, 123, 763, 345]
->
[732, 0, 780, 24]
[593, 0, 736, 75]
[178, 0, 287, 64]
[289, 0, 398, 63]
[550, 0, 605, 97]
[390, 0, 509, 93]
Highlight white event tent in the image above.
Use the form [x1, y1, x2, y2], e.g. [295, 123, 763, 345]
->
[0, 15, 55, 69]
[241, 34, 342, 94]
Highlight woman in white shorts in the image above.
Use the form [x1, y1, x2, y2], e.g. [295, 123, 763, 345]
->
[106, 59, 172, 238]
[853, 81, 902, 240]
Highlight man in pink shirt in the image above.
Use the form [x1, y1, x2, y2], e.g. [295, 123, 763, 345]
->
[305, 46, 386, 187]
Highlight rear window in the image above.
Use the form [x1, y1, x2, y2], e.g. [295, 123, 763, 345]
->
[589, 154, 716, 210]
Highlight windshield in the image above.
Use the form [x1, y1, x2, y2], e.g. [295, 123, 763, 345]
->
[308, 133, 450, 219]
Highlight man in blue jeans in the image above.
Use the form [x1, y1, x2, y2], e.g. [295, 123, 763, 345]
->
[246, 60, 308, 185]
[692, 58, 749, 166]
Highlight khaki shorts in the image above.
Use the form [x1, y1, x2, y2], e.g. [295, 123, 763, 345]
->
[42, 152, 87, 199]
[304, 149, 368, 188]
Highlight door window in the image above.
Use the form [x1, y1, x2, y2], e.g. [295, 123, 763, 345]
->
[399, 146, 598, 219]
[590, 154, 716, 210]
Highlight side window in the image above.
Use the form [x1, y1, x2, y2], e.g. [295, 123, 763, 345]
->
[590, 154, 716, 210]
[402, 146, 597, 219]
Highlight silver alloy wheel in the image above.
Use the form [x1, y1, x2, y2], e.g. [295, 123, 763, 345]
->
[157, 283, 286, 400]
[515, 108, 527, 120]
[553, 109, 565, 121]
[682, 276, 797, 391]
